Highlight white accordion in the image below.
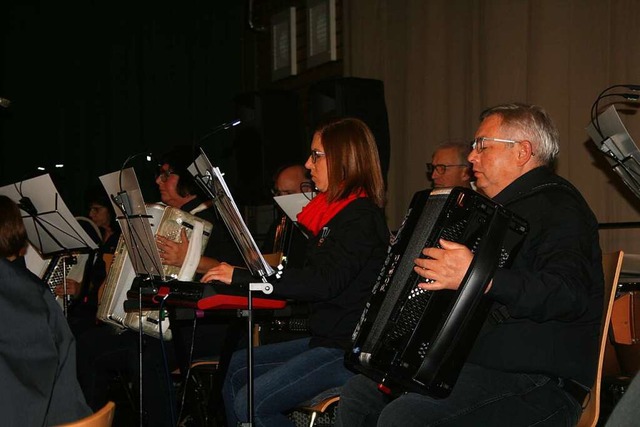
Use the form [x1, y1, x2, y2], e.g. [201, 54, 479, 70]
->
[97, 203, 213, 340]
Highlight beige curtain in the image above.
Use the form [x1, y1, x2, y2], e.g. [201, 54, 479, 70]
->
[343, 0, 640, 253]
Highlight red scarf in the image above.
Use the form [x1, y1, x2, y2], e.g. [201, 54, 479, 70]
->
[297, 190, 366, 237]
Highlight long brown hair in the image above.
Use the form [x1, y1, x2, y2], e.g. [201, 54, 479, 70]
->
[0, 195, 28, 258]
[315, 117, 385, 208]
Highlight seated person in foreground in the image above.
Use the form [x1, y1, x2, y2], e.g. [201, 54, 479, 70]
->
[0, 195, 92, 425]
[335, 103, 604, 427]
[201, 117, 390, 427]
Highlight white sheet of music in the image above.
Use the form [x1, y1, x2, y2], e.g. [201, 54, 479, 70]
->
[273, 192, 313, 223]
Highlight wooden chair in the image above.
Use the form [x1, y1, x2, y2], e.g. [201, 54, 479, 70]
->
[576, 250, 624, 427]
[290, 387, 342, 427]
[55, 401, 116, 427]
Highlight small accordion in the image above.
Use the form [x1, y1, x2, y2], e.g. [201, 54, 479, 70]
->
[24, 242, 92, 310]
[97, 203, 212, 340]
[346, 187, 528, 398]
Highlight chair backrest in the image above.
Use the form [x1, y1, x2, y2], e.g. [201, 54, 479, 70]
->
[55, 401, 116, 427]
[576, 251, 624, 427]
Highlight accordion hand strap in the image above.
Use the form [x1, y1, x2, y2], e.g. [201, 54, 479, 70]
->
[178, 220, 204, 280]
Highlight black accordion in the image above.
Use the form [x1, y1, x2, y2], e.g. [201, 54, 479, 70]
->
[346, 187, 528, 398]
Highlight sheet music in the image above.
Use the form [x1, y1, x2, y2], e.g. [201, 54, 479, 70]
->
[0, 174, 98, 256]
[99, 168, 164, 280]
[273, 193, 313, 223]
[188, 149, 275, 278]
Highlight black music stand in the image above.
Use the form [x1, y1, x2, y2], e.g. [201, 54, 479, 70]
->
[99, 167, 165, 281]
[0, 174, 98, 316]
[586, 105, 640, 201]
[188, 148, 276, 427]
[99, 167, 168, 426]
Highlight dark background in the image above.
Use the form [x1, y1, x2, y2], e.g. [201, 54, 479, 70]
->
[1, 1, 255, 213]
[0, 0, 385, 230]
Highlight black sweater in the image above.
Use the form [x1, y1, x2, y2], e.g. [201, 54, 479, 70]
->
[233, 197, 389, 350]
[469, 166, 604, 387]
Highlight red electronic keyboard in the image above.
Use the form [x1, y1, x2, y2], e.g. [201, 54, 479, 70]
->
[126, 278, 287, 311]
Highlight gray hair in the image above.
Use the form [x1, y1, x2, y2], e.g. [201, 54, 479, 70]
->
[434, 140, 471, 165]
[479, 103, 560, 165]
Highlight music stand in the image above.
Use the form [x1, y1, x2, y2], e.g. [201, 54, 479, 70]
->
[0, 174, 98, 316]
[99, 167, 167, 424]
[188, 148, 276, 427]
[99, 167, 165, 281]
[586, 105, 640, 200]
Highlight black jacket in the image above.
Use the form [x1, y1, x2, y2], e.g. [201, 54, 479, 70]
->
[469, 166, 604, 387]
[233, 197, 389, 350]
[0, 258, 92, 426]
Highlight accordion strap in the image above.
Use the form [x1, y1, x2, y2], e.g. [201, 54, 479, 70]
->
[189, 202, 210, 215]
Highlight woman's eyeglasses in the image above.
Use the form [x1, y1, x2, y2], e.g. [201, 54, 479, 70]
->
[310, 149, 326, 164]
[156, 169, 176, 182]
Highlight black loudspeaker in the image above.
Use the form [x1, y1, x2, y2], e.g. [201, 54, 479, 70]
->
[309, 77, 391, 183]
[233, 90, 306, 205]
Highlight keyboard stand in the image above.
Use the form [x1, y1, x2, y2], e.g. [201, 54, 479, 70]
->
[238, 281, 274, 427]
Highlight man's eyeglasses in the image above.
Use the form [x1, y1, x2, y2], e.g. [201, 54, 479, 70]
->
[426, 163, 468, 175]
[271, 181, 316, 197]
[470, 136, 520, 153]
[310, 149, 326, 164]
[156, 169, 176, 182]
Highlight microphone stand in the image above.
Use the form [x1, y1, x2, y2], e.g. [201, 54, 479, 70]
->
[196, 119, 242, 145]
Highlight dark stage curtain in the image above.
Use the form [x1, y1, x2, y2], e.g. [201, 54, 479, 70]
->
[0, 1, 244, 214]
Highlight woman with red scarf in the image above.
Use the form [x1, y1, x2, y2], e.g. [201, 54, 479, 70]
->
[201, 117, 389, 427]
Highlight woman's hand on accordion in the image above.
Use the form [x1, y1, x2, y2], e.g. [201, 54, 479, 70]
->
[414, 239, 476, 291]
[201, 262, 234, 285]
[156, 229, 189, 268]
[54, 278, 82, 299]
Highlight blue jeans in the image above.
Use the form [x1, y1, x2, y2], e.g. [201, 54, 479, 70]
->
[335, 363, 583, 427]
[222, 337, 353, 427]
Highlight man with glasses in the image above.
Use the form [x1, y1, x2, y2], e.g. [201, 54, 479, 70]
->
[263, 163, 313, 269]
[271, 163, 312, 197]
[426, 140, 473, 189]
[337, 103, 604, 427]
[259, 163, 314, 346]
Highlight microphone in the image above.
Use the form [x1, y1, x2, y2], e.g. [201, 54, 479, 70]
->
[590, 85, 640, 139]
[0, 97, 11, 108]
